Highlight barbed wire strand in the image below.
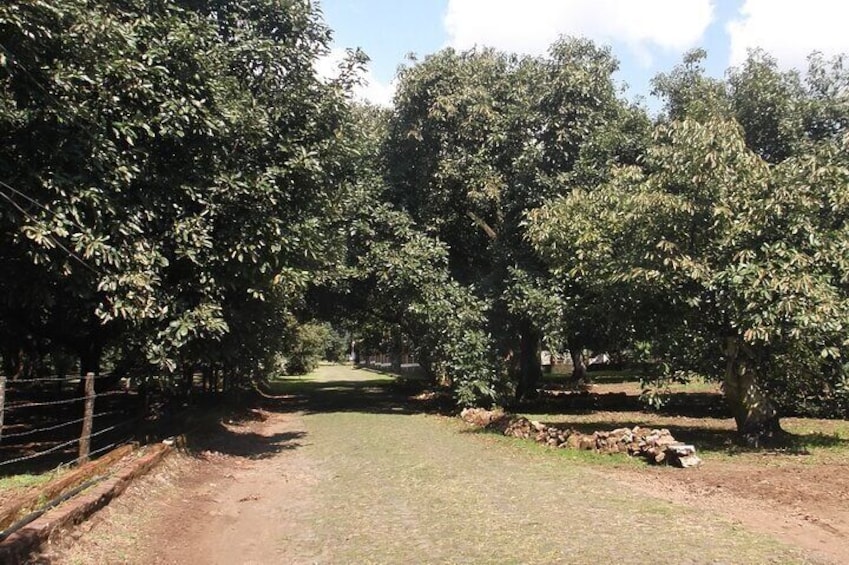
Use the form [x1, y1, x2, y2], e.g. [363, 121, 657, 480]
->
[1, 410, 122, 441]
[0, 189, 103, 276]
[0, 41, 105, 132]
[1, 373, 120, 384]
[0, 418, 137, 468]
[0, 179, 90, 232]
[66, 437, 134, 468]
[5, 389, 134, 410]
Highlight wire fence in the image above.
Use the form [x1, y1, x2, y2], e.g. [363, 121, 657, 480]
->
[0, 373, 140, 475]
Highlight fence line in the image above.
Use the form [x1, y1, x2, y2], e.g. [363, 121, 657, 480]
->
[0, 366, 219, 477]
[0, 373, 118, 384]
[81, 439, 134, 463]
[0, 418, 137, 469]
[78, 372, 95, 463]
[4, 390, 132, 411]
[0, 371, 139, 473]
[1, 410, 121, 441]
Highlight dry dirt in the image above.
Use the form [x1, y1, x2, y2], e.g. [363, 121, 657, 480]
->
[32, 366, 849, 564]
[37, 408, 316, 565]
[611, 459, 849, 564]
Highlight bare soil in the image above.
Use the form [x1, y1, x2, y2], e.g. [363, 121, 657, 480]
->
[612, 459, 849, 563]
[36, 366, 847, 564]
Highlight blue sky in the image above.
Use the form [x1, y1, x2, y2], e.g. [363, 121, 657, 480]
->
[317, 0, 849, 108]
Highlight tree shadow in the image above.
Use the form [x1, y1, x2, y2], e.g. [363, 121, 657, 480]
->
[522, 390, 727, 418]
[188, 424, 307, 460]
[261, 374, 446, 416]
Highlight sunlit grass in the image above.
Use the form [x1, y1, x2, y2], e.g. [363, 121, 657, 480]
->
[0, 471, 57, 494]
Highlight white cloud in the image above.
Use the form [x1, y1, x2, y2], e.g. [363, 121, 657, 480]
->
[444, 0, 714, 64]
[315, 49, 395, 107]
[727, 0, 849, 70]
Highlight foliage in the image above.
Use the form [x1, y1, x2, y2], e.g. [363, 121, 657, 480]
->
[385, 39, 646, 397]
[528, 114, 849, 433]
[0, 0, 360, 385]
[283, 321, 333, 376]
[3, 2, 849, 431]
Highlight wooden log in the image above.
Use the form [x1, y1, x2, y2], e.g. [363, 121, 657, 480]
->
[0, 444, 135, 531]
[0, 443, 172, 564]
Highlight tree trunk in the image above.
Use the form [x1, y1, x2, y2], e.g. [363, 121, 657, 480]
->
[390, 330, 403, 374]
[515, 321, 542, 401]
[202, 365, 213, 394]
[570, 347, 586, 382]
[723, 337, 782, 443]
[182, 363, 194, 400]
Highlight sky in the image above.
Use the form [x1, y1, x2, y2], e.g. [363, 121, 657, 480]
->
[315, 0, 849, 110]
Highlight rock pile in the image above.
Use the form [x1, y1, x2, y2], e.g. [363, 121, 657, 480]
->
[460, 408, 701, 468]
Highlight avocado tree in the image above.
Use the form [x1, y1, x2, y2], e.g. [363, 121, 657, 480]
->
[0, 0, 360, 386]
[528, 115, 849, 438]
[384, 39, 647, 398]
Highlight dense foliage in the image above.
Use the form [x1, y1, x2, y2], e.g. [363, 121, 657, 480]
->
[384, 40, 648, 401]
[0, 0, 357, 387]
[2, 2, 848, 434]
[528, 51, 849, 436]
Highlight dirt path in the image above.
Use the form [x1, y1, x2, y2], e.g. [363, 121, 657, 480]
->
[44, 366, 821, 564]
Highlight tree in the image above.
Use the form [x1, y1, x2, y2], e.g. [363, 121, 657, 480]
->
[528, 115, 849, 439]
[0, 0, 359, 388]
[385, 39, 646, 398]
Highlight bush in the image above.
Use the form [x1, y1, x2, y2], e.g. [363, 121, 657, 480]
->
[283, 323, 334, 375]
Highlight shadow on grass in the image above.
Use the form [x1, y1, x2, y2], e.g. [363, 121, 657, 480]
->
[254, 367, 849, 458]
[261, 372, 446, 417]
[188, 424, 307, 460]
[520, 390, 727, 419]
[544, 370, 645, 385]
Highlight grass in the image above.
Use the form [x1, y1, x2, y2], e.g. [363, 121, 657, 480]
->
[536, 368, 849, 462]
[461, 425, 644, 468]
[297, 411, 807, 563]
[266, 365, 812, 564]
[0, 469, 65, 516]
[545, 367, 721, 394]
[0, 472, 55, 491]
[48, 364, 836, 564]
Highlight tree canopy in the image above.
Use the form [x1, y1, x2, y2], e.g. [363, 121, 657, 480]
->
[2, 2, 848, 437]
[528, 51, 849, 437]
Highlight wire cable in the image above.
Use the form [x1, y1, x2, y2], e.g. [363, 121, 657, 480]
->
[0, 418, 137, 468]
[0, 189, 102, 276]
[1, 410, 122, 440]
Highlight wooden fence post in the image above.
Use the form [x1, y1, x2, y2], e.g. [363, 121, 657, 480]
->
[78, 372, 95, 464]
[0, 375, 5, 444]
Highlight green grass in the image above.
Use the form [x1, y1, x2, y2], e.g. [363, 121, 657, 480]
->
[264, 365, 812, 564]
[268, 365, 394, 392]
[545, 368, 721, 393]
[461, 425, 644, 468]
[292, 410, 808, 563]
[0, 471, 57, 492]
[48, 365, 830, 564]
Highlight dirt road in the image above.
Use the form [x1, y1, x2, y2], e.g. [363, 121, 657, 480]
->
[44, 366, 819, 564]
